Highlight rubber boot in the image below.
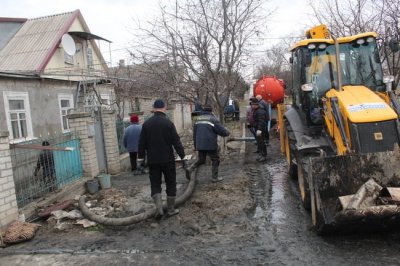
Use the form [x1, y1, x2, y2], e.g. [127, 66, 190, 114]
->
[152, 193, 164, 218]
[167, 196, 179, 216]
[211, 164, 223, 183]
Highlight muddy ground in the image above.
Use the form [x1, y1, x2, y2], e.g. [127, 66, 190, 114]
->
[2, 120, 400, 265]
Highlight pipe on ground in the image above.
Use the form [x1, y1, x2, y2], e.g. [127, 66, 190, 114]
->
[79, 166, 198, 226]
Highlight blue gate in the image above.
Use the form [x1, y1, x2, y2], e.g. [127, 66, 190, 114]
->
[11, 134, 83, 207]
[54, 139, 83, 187]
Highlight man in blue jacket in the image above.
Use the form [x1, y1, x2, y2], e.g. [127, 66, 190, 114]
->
[138, 99, 185, 218]
[123, 114, 142, 173]
[193, 104, 230, 182]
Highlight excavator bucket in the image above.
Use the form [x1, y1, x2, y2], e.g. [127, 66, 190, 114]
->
[309, 146, 400, 232]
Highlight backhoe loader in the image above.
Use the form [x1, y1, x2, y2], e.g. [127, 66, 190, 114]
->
[278, 25, 400, 234]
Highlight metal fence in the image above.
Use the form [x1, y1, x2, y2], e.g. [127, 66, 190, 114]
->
[10, 133, 83, 207]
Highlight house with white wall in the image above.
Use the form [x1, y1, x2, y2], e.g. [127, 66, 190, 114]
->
[0, 10, 113, 143]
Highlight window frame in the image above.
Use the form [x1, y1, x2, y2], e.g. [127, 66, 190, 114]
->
[58, 93, 74, 133]
[3, 91, 33, 141]
[87, 47, 93, 69]
[64, 51, 74, 65]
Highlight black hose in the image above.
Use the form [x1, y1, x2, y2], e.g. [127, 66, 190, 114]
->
[79, 166, 198, 226]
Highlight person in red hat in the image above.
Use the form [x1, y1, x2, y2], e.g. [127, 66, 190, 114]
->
[123, 114, 142, 173]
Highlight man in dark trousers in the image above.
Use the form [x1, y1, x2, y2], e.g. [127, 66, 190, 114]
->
[138, 99, 186, 218]
[193, 104, 230, 182]
[250, 98, 269, 162]
[256, 94, 271, 145]
[123, 114, 142, 174]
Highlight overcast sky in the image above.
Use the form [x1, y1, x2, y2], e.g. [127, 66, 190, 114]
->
[1, 0, 315, 74]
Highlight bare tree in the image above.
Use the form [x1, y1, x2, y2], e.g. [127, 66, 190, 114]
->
[131, 0, 269, 121]
[310, 0, 400, 90]
[254, 38, 296, 93]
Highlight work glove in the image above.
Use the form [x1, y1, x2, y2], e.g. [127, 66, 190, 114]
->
[256, 130, 262, 137]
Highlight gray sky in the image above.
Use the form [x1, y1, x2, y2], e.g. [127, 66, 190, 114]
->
[1, 0, 315, 74]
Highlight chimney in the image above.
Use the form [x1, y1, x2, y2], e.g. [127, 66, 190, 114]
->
[119, 59, 125, 67]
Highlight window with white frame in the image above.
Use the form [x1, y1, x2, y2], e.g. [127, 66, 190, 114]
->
[100, 93, 111, 105]
[99, 93, 111, 110]
[87, 47, 93, 69]
[64, 51, 74, 65]
[58, 94, 74, 132]
[3, 92, 33, 140]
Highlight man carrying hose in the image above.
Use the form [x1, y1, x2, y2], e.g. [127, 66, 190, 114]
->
[192, 104, 230, 182]
[138, 99, 186, 218]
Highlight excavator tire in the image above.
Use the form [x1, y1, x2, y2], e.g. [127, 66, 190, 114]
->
[297, 154, 311, 210]
[285, 121, 297, 179]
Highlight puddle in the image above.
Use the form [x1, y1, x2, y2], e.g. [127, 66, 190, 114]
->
[267, 162, 288, 225]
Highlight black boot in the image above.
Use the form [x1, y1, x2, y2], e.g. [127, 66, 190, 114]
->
[167, 196, 179, 216]
[152, 193, 164, 218]
[211, 164, 223, 182]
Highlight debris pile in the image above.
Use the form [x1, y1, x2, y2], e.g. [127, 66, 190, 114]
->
[85, 188, 129, 218]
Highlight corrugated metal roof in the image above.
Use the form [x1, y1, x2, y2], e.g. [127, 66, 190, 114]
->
[0, 11, 78, 74]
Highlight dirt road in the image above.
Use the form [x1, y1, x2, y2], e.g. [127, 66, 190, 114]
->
[2, 122, 400, 265]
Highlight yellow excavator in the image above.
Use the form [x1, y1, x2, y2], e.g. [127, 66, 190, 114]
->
[278, 25, 400, 234]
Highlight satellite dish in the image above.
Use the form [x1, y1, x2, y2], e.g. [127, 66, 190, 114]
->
[61, 34, 76, 56]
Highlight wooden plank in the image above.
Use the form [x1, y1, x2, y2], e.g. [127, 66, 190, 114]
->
[10, 144, 74, 151]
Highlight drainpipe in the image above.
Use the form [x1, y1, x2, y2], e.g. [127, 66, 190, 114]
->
[98, 106, 109, 174]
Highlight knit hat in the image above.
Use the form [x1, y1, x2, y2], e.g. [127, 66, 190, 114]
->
[250, 97, 259, 105]
[153, 99, 165, 109]
[130, 114, 139, 123]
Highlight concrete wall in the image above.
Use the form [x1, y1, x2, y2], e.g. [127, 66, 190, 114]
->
[169, 101, 193, 134]
[0, 77, 114, 142]
[120, 97, 193, 134]
[0, 131, 18, 229]
[0, 78, 75, 141]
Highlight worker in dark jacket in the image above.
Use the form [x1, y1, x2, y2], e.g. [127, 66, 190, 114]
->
[138, 99, 186, 218]
[250, 98, 269, 162]
[193, 104, 230, 182]
[256, 94, 271, 144]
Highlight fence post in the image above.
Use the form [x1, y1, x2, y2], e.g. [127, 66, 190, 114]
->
[0, 131, 18, 229]
[101, 110, 121, 174]
[68, 113, 99, 178]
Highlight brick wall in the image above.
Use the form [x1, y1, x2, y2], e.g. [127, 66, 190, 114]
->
[101, 110, 121, 174]
[68, 113, 99, 178]
[0, 131, 18, 229]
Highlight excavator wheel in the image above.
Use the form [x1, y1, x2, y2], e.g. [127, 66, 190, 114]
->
[297, 155, 311, 210]
[285, 121, 297, 179]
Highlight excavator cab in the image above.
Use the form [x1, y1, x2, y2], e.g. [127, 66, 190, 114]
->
[291, 33, 388, 126]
